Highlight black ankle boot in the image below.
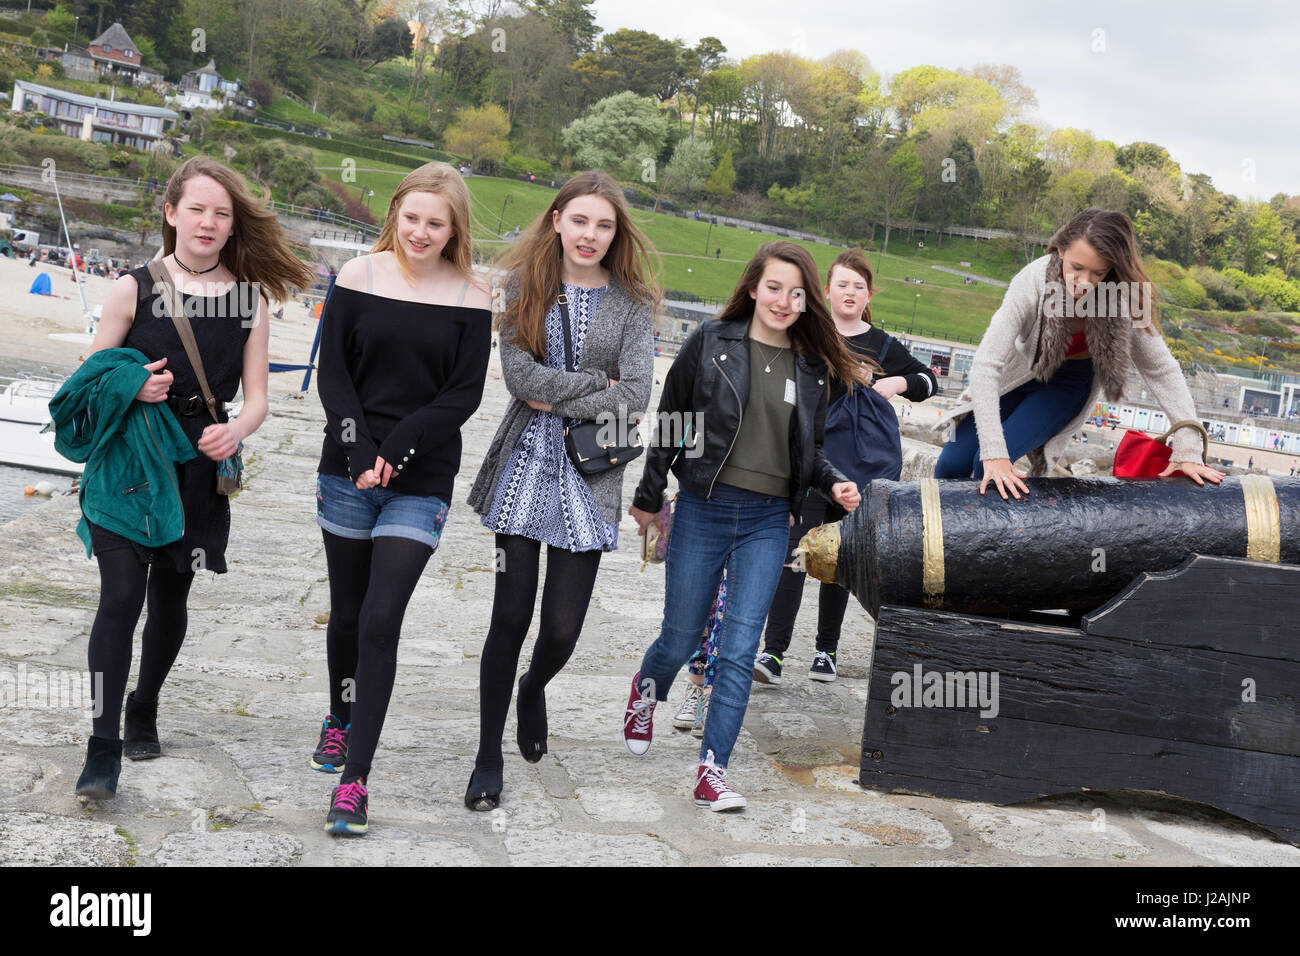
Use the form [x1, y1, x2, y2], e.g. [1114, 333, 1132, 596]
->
[515, 672, 548, 763]
[464, 764, 503, 811]
[75, 735, 123, 799]
[123, 691, 161, 761]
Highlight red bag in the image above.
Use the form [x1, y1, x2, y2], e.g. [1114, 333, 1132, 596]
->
[1113, 420, 1209, 479]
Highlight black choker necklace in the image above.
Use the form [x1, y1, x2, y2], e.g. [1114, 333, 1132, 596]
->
[174, 253, 220, 275]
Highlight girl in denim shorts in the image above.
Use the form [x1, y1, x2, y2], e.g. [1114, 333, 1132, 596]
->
[314, 163, 493, 835]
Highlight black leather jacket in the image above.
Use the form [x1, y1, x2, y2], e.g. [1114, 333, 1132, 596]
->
[632, 318, 847, 520]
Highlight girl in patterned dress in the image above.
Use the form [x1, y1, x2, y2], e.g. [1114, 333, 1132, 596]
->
[465, 171, 660, 810]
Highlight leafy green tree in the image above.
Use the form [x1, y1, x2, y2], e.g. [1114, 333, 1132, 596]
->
[704, 147, 735, 200]
[445, 104, 510, 165]
[561, 91, 668, 182]
[660, 136, 713, 204]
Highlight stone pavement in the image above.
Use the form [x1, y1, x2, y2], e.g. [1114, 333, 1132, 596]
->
[1, 344, 1297, 867]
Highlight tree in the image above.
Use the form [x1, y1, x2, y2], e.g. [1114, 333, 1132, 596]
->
[680, 36, 726, 136]
[365, 16, 414, 69]
[704, 147, 735, 200]
[445, 104, 510, 165]
[851, 140, 921, 256]
[561, 91, 668, 182]
[571, 28, 683, 104]
[530, 0, 599, 57]
[660, 136, 713, 204]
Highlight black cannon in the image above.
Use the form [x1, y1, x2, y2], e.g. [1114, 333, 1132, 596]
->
[800, 476, 1300, 845]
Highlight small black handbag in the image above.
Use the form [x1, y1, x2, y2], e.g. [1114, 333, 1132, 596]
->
[556, 292, 644, 476]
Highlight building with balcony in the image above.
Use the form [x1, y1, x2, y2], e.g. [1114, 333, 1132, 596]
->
[10, 80, 178, 151]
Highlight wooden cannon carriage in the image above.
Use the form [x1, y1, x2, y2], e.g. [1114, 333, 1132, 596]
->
[799, 476, 1300, 845]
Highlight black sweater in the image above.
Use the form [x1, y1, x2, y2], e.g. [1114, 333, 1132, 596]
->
[834, 325, 938, 404]
[317, 284, 492, 502]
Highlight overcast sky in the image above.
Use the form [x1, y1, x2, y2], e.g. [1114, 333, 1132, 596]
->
[592, 0, 1299, 202]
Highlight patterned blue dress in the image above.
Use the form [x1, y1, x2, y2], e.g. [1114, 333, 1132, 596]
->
[482, 284, 619, 552]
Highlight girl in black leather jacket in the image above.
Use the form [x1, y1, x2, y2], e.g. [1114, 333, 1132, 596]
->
[622, 240, 865, 811]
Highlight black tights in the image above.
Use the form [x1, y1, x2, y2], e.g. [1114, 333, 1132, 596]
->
[474, 534, 602, 771]
[87, 549, 195, 739]
[321, 529, 434, 784]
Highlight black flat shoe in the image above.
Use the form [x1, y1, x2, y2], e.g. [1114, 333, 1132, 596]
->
[464, 766, 503, 812]
[515, 672, 548, 764]
[75, 735, 123, 799]
[123, 691, 161, 761]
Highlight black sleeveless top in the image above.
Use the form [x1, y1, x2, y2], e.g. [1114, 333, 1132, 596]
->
[88, 264, 255, 574]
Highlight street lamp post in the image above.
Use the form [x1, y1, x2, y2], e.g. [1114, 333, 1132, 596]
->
[497, 194, 512, 236]
[909, 293, 920, 333]
[703, 219, 713, 257]
[73, 17, 79, 46]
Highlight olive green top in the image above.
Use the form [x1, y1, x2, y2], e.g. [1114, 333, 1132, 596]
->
[716, 339, 795, 496]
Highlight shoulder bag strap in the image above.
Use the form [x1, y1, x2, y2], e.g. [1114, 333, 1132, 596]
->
[147, 259, 221, 426]
[556, 293, 576, 373]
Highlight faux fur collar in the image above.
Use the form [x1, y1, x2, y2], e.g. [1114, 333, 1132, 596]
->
[1031, 251, 1130, 403]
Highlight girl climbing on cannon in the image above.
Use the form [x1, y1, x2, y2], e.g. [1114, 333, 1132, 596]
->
[933, 208, 1224, 497]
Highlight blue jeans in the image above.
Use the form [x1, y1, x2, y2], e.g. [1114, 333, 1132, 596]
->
[639, 487, 790, 767]
[935, 358, 1095, 479]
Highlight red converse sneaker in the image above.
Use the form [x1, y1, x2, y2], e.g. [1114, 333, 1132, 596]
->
[622, 671, 656, 756]
[694, 750, 747, 811]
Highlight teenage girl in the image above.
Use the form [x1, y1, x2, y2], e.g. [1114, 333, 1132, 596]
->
[934, 208, 1223, 495]
[74, 156, 312, 798]
[624, 240, 864, 811]
[756, 247, 936, 685]
[315, 162, 493, 836]
[464, 170, 660, 810]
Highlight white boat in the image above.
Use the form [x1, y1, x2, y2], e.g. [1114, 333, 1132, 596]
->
[0, 375, 84, 476]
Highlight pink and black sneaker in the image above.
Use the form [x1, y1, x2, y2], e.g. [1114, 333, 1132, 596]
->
[310, 715, 349, 773]
[325, 780, 368, 836]
[622, 671, 656, 756]
[694, 750, 747, 811]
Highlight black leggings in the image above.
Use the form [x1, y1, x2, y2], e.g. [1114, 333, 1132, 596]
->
[321, 529, 434, 784]
[87, 548, 195, 739]
[762, 493, 852, 657]
[474, 534, 602, 771]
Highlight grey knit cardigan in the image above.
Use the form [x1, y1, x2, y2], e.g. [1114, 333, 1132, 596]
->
[467, 273, 656, 528]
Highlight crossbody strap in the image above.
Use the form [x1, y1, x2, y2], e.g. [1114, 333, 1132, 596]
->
[147, 259, 221, 426]
[556, 293, 576, 373]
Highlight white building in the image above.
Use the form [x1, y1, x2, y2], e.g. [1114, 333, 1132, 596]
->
[11, 80, 178, 151]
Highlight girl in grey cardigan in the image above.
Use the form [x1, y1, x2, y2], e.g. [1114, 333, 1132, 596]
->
[465, 170, 660, 810]
[934, 208, 1224, 499]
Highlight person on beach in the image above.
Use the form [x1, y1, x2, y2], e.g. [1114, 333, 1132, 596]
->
[933, 208, 1224, 496]
[66, 156, 313, 799]
[624, 240, 864, 811]
[464, 170, 659, 811]
[755, 248, 936, 686]
[314, 162, 492, 836]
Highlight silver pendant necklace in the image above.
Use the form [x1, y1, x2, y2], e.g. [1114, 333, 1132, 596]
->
[754, 340, 785, 374]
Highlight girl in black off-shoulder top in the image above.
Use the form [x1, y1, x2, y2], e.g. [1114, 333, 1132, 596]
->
[313, 162, 491, 838]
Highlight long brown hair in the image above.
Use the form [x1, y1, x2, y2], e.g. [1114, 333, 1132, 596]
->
[714, 241, 870, 389]
[499, 170, 661, 357]
[372, 162, 474, 284]
[1048, 208, 1160, 334]
[826, 247, 877, 325]
[161, 156, 313, 302]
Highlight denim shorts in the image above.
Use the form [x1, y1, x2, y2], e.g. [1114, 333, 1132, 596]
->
[316, 473, 449, 550]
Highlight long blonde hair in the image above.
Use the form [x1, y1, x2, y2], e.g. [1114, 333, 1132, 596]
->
[371, 162, 474, 284]
[161, 156, 313, 302]
[499, 169, 661, 358]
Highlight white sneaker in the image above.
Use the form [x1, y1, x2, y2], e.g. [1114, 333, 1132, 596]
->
[691, 686, 712, 738]
[672, 683, 704, 730]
